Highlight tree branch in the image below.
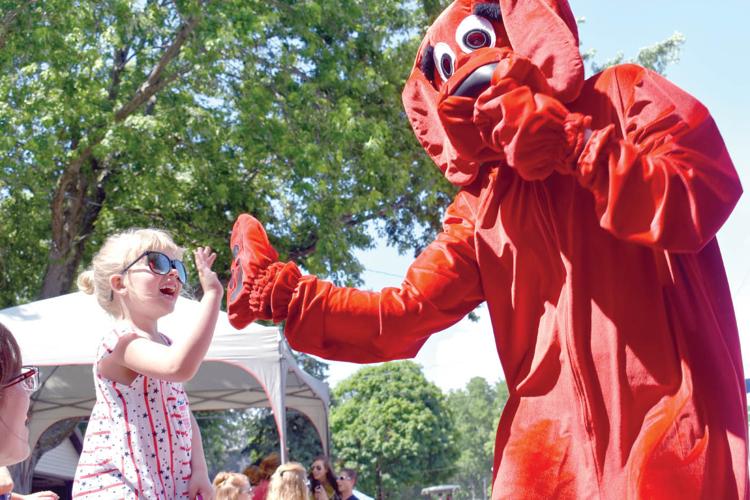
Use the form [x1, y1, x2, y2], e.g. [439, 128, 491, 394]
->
[0, 0, 38, 50]
[286, 196, 410, 261]
[114, 7, 204, 121]
[53, 5, 205, 209]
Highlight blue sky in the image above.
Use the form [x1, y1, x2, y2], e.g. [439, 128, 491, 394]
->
[326, 0, 750, 391]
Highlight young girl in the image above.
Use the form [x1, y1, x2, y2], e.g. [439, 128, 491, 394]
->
[72, 229, 222, 499]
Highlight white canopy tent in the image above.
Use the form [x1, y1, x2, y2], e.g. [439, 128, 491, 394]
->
[0, 292, 330, 465]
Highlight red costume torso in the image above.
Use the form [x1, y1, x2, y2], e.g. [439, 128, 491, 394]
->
[227, 1, 748, 497]
[281, 65, 747, 498]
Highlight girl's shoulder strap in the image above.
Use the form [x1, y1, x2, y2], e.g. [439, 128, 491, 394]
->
[97, 327, 121, 360]
[97, 325, 139, 361]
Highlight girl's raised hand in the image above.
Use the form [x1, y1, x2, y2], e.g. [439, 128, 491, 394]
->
[193, 246, 223, 297]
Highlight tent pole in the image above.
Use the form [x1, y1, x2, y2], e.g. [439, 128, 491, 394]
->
[278, 355, 288, 463]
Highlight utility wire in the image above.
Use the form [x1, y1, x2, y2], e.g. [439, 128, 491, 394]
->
[363, 267, 403, 278]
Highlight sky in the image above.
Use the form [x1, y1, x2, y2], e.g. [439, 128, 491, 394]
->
[324, 0, 750, 392]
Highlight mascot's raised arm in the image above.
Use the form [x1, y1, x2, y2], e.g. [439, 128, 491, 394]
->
[227, 0, 747, 497]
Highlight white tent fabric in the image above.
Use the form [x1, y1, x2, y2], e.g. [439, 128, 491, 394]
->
[0, 292, 330, 463]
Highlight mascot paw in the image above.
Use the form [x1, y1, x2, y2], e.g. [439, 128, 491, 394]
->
[227, 214, 280, 329]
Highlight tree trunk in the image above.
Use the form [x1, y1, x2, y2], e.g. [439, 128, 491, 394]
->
[37, 6, 204, 299]
[376, 459, 384, 500]
[39, 159, 109, 299]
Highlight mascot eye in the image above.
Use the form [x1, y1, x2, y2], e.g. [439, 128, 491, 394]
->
[455, 15, 496, 53]
[464, 30, 490, 49]
[433, 42, 456, 81]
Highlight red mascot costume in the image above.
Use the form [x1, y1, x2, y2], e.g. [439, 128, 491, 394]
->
[227, 1, 748, 497]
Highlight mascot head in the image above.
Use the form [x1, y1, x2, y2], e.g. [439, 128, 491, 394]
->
[403, 0, 583, 185]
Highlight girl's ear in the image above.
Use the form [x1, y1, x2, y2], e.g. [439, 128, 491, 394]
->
[110, 274, 126, 297]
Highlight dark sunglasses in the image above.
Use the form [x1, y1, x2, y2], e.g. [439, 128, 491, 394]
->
[2, 366, 40, 393]
[122, 251, 187, 284]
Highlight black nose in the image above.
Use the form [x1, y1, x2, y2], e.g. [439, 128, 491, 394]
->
[453, 63, 498, 98]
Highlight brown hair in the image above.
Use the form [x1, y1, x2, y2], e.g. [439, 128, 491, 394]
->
[339, 468, 357, 484]
[308, 455, 340, 497]
[243, 464, 262, 485]
[259, 452, 281, 479]
[0, 322, 22, 388]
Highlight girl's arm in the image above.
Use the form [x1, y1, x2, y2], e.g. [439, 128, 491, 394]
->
[11, 493, 59, 499]
[108, 247, 224, 383]
[187, 413, 213, 500]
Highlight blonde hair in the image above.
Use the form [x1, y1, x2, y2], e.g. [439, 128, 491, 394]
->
[267, 462, 309, 500]
[213, 471, 251, 500]
[77, 228, 184, 316]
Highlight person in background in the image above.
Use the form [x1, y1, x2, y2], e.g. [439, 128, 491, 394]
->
[0, 323, 36, 467]
[307, 456, 340, 500]
[0, 323, 58, 499]
[213, 471, 253, 500]
[250, 452, 281, 500]
[334, 469, 358, 500]
[266, 462, 308, 500]
[71, 229, 222, 499]
[243, 464, 262, 489]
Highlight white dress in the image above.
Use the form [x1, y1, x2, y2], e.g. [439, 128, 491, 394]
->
[72, 328, 193, 499]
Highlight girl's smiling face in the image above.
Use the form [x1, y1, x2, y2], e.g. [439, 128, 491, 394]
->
[116, 249, 184, 323]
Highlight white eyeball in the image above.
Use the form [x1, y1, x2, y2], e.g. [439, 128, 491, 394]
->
[433, 42, 456, 82]
[455, 15, 496, 53]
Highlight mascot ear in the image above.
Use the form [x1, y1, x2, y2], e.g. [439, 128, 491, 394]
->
[499, 0, 584, 103]
[402, 39, 483, 186]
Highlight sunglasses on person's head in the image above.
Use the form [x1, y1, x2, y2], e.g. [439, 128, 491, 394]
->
[122, 251, 187, 284]
[2, 366, 40, 393]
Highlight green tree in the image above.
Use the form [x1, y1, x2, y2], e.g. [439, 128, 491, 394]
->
[195, 407, 324, 478]
[331, 361, 457, 500]
[445, 378, 509, 500]
[0, 0, 452, 308]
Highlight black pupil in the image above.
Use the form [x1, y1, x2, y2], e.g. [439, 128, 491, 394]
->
[465, 30, 489, 49]
[440, 54, 453, 77]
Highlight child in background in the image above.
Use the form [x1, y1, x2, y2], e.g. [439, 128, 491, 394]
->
[266, 463, 309, 500]
[250, 452, 280, 500]
[213, 472, 252, 500]
[71, 229, 222, 499]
